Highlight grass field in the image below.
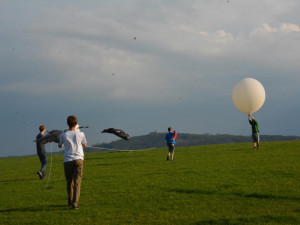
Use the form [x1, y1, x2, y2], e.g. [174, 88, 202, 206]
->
[0, 141, 299, 225]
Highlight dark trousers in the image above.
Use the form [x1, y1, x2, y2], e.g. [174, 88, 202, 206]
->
[64, 159, 84, 207]
[38, 152, 47, 176]
[168, 144, 175, 153]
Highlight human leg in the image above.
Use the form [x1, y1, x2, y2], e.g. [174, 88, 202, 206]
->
[167, 144, 174, 160]
[40, 152, 48, 177]
[64, 161, 74, 206]
[252, 133, 257, 149]
[172, 145, 175, 160]
[38, 153, 43, 163]
[37, 154, 45, 179]
[72, 159, 84, 208]
[256, 133, 260, 149]
[169, 144, 174, 160]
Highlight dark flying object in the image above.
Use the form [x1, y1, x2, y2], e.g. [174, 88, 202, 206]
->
[101, 128, 130, 140]
[37, 130, 63, 144]
[35, 126, 89, 144]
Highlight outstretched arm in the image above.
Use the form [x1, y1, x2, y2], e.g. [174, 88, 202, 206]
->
[248, 113, 254, 120]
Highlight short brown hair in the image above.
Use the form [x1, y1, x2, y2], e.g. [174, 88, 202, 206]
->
[39, 125, 46, 132]
[67, 115, 77, 128]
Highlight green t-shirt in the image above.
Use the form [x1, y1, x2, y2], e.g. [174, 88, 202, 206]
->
[249, 119, 259, 133]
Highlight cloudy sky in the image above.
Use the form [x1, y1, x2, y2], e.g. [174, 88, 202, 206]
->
[0, 0, 299, 157]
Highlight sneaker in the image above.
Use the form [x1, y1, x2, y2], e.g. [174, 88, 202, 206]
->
[37, 171, 43, 179]
[171, 158, 173, 161]
[72, 206, 79, 210]
[167, 156, 169, 160]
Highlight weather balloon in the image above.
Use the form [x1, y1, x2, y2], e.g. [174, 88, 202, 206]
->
[232, 78, 266, 114]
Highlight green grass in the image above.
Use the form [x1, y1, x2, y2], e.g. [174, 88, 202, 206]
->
[0, 141, 299, 225]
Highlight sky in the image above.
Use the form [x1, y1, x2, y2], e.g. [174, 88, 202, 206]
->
[0, 0, 299, 157]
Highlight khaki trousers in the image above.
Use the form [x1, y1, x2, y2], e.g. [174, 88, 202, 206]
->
[64, 159, 84, 207]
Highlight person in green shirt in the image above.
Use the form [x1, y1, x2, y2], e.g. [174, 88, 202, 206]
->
[248, 113, 260, 149]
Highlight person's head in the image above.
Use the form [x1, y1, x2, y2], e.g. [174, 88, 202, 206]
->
[67, 115, 78, 128]
[168, 127, 172, 132]
[39, 125, 46, 133]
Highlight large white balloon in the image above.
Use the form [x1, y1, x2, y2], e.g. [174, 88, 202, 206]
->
[232, 78, 266, 114]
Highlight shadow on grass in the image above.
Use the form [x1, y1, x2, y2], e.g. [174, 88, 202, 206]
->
[0, 178, 36, 183]
[170, 188, 215, 195]
[195, 215, 298, 225]
[168, 188, 299, 201]
[0, 204, 69, 213]
[233, 192, 300, 201]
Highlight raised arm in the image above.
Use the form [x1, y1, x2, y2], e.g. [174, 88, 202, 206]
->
[248, 113, 254, 120]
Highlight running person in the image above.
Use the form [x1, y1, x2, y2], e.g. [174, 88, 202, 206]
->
[166, 127, 177, 161]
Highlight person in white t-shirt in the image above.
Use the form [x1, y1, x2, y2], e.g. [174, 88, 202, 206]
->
[59, 115, 87, 210]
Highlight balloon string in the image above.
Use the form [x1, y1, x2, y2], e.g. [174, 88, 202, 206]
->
[43, 143, 64, 192]
[84, 146, 157, 152]
[86, 132, 102, 138]
[44, 142, 53, 190]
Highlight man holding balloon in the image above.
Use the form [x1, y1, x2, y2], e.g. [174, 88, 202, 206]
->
[232, 78, 265, 150]
[248, 113, 260, 150]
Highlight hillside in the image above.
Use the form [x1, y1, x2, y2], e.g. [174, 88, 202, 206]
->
[85, 132, 300, 152]
[1, 141, 299, 224]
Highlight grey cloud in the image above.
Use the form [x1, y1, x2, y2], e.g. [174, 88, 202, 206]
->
[0, 0, 300, 157]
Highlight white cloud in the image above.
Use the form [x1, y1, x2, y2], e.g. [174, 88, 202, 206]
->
[280, 23, 300, 32]
[251, 23, 300, 34]
[253, 23, 278, 33]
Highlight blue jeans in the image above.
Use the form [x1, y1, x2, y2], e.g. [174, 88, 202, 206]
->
[38, 152, 48, 176]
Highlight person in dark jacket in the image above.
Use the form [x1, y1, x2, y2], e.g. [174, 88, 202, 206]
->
[36, 125, 47, 179]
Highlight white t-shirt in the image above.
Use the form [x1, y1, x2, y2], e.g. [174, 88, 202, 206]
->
[59, 130, 87, 162]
